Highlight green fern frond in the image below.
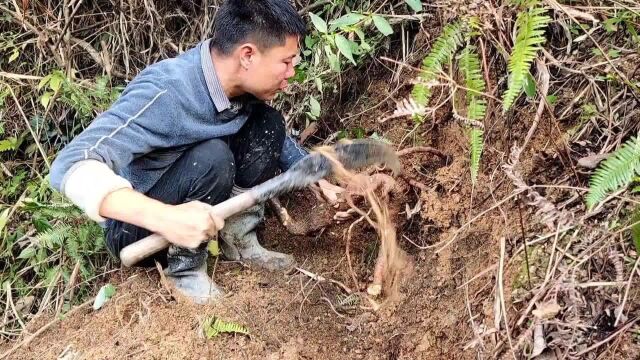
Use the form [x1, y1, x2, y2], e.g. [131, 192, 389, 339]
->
[411, 21, 465, 106]
[470, 128, 484, 184]
[502, 6, 551, 112]
[75, 223, 102, 248]
[459, 45, 486, 184]
[458, 45, 487, 121]
[411, 83, 431, 106]
[83, 223, 105, 252]
[422, 21, 465, 77]
[66, 235, 82, 262]
[203, 316, 249, 338]
[21, 200, 79, 220]
[459, 45, 486, 98]
[37, 224, 72, 249]
[468, 97, 487, 121]
[586, 136, 640, 209]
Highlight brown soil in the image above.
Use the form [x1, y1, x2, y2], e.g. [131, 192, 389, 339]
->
[0, 117, 504, 360]
[3, 78, 638, 360]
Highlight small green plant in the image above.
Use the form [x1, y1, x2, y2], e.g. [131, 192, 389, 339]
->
[337, 127, 367, 140]
[202, 316, 250, 338]
[403, 20, 487, 183]
[0, 135, 21, 152]
[580, 103, 598, 121]
[458, 45, 486, 184]
[300, 9, 396, 123]
[92, 284, 117, 310]
[0, 174, 109, 334]
[603, 10, 639, 43]
[0, 31, 21, 66]
[502, 4, 551, 112]
[586, 136, 640, 209]
[308, 11, 393, 69]
[1, 169, 27, 200]
[38, 70, 123, 122]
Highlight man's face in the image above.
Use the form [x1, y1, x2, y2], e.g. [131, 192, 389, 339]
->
[242, 35, 300, 101]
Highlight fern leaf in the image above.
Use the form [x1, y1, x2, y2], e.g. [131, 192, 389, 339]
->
[65, 231, 84, 263]
[410, 21, 465, 106]
[422, 21, 465, 77]
[470, 128, 484, 184]
[502, 6, 551, 112]
[411, 83, 431, 106]
[586, 136, 640, 209]
[458, 45, 487, 121]
[37, 224, 72, 249]
[337, 293, 360, 308]
[203, 316, 249, 338]
[82, 222, 105, 252]
[468, 97, 487, 121]
[459, 45, 486, 184]
[459, 45, 486, 97]
[383, 97, 426, 122]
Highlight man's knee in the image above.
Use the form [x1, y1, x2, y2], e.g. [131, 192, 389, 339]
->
[183, 139, 235, 199]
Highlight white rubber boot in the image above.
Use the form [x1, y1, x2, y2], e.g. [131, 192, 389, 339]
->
[220, 188, 295, 271]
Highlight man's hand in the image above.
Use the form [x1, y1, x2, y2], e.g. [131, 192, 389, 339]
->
[100, 189, 224, 249]
[153, 201, 225, 249]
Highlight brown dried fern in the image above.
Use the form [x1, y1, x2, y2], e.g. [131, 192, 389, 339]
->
[502, 145, 572, 230]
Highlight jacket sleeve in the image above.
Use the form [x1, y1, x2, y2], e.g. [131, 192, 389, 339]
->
[49, 74, 179, 222]
[279, 135, 308, 170]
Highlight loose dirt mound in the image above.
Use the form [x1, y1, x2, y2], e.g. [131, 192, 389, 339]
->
[1, 123, 496, 359]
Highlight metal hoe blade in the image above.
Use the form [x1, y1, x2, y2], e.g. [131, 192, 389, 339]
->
[250, 139, 400, 204]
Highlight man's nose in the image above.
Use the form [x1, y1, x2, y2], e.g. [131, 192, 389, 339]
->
[285, 63, 295, 79]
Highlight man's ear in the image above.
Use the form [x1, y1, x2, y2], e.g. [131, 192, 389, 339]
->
[238, 43, 258, 70]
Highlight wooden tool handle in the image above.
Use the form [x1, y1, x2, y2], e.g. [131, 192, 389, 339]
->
[119, 191, 256, 267]
[119, 233, 169, 267]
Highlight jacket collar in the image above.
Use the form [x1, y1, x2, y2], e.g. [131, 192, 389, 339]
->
[200, 39, 232, 112]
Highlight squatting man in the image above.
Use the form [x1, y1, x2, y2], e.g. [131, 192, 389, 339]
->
[50, 0, 343, 304]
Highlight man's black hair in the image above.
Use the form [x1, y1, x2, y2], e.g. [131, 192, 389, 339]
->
[211, 0, 306, 55]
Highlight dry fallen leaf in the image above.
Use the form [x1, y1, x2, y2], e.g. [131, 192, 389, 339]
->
[577, 153, 609, 169]
[531, 322, 547, 357]
[405, 199, 422, 220]
[532, 302, 561, 320]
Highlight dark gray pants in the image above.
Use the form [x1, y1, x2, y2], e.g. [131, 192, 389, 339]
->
[105, 104, 285, 266]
